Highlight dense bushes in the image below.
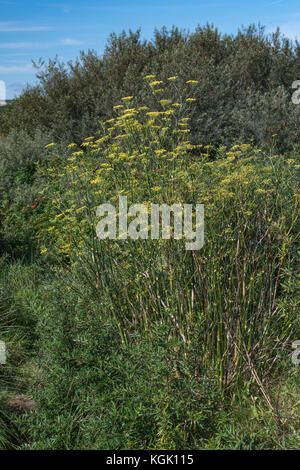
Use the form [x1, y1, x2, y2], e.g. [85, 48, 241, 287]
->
[1, 24, 300, 150]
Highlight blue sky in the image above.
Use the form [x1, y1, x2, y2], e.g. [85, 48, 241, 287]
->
[0, 0, 299, 98]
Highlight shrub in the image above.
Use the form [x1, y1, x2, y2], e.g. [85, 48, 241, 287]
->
[1, 24, 300, 151]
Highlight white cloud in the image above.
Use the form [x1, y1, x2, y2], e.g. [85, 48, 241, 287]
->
[0, 38, 84, 49]
[0, 22, 53, 32]
[0, 42, 37, 49]
[60, 38, 83, 45]
[0, 63, 34, 73]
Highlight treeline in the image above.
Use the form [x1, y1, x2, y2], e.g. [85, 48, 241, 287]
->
[1, 23, 300, 150]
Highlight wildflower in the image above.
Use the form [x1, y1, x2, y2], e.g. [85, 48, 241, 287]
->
[144, 74, 156, 79]
[146, 111, 160, 117]
[95, 137, 105, 144]
[67, 143, 77, 148]
[255, 188, 269, 194]
[72, 150, 84, 156]
[230, 144, 241, 150]
[150, 81, 163, 86]
[40, 248, 48, 254]
[76, 206, 86, 213]
[90, 177, 102, 185]
[121, 112, 135, 119]
[114, 134, 130, 139]
[186, 98, 196, 102]
[45, 142, 56, 148]
[167, 76, 179, 81]
[31, 204, 37, 209]
[159, 99, 172, 107]
[186, 80, 199, 84]
[121, 96, 134, 101]
[84, 136, 95, 140]
[113, 104, 124, 110]
[60, 243, 71, 252]
[122, 107, 137, 113]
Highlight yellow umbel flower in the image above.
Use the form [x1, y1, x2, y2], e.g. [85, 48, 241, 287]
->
[150, 81, 163, 86]
[144, 74, 156, 79]
[113, 104, 124, 110]
[159, 99, 172, 107]
[146, 111, 160, 117]
[45, 142, 56, 148]
[186, 80, 199, 84]
[186, 98, 196, 102]
[167, 76, 178, 81]
[75, 206, 87, 213]
[121, 96, 134, 101]
[90, 177, 102, 185]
